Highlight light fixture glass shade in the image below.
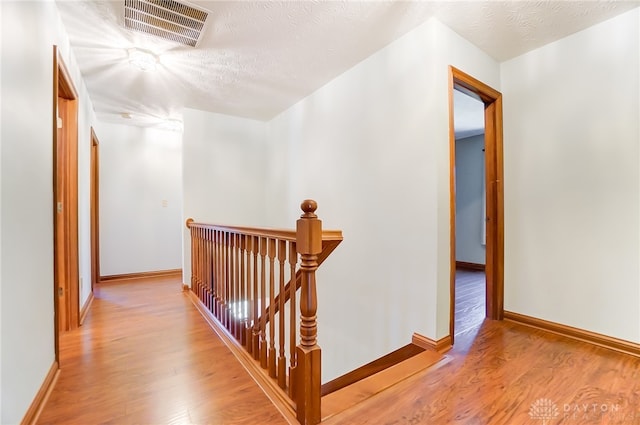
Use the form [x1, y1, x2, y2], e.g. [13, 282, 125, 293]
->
[159, 118, 183, 133]
[128, 48, 158, 71]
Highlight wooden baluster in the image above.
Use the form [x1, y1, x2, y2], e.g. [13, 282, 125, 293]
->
[236, 233, 243, 340]
[228, 232, 234, 330]
[294, 200, 322, 425]
[191, 226, 197, 293]
[191, 226, 198, 295]
[239, 234, 247, 346]
[198, 229, 204, 300]
[194, 227, 199, 297]
[218, 230, 224, 324]
[245, 235, 253, 354]
[202, 228, 213, 309]
[212, 229, 218, 308]
[259, 236, 268, 369]
[188, 223, 195, 291]
[252, 236, 260, 361]
[212, 229, 216, 308]
[218, 230, 224, 321]
[205, 229, 209, 304]
[205, 229, 209, 303]
[196, 228, 202, 300]
[277, 239, 287, 389]
[288, 241, 297, 397]
[206, 228, 211, 310]
[268, 238, 277, 378]
[201, 227, 205, 301]
[233, 233, 241, 340]
[199, 228, 207, 304]
[217, 230, 222, 318]
[224, 231, 228, 325]
[229, 232, 236, 336]
[207, 229, 217, 308]
[214, 229, 220, 318]
[201, 228, 207, 307]
[216, 230, 224, 323]
[224, 232, 231, 331]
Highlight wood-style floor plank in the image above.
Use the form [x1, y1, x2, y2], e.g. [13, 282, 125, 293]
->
[38, 277, 288, 425]
[455, 268, 485, 336]
[323, 321, 640, 424]
[321, 350, 444, 421]
[323, 269, 640, 423]
[38, 274, 640, 425]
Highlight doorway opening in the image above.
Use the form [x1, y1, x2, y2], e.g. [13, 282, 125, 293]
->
[53, 46, 80, 363]
[452, 88, 486, 337]
[448, 66, 504, 344]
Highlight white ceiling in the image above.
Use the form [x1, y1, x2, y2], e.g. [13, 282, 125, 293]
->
[56, 0, 639, 130]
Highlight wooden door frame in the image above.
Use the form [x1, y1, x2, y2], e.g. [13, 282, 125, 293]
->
[53, 45, 80, 362]
[448, 66, 504, 343]
[90, 128, 100, 289]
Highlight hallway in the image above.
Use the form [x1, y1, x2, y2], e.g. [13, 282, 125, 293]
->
[38, 276, 640, 424]
[38, 277, 287, 424]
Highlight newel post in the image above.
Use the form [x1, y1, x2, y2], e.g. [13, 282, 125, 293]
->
[295, 200, 322, 425]
[186, 218, 195, 290]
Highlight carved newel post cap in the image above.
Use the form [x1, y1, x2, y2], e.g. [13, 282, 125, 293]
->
[300, 199, 318, 218]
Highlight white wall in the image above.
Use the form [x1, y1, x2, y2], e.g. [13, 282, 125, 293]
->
[501, 9, 640, 342]
[0, 2, 3, 419]
[266, 17, 500, 382]
[97, 122, 183, 276]
[181, 108, 268, 286]
[0, 1, 97, 423]
[180, 8, 640, 385]
[455, 134, 486, 264]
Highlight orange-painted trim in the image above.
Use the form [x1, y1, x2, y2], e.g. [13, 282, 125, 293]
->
[79, 292, 94, 325]
[448, 67, 457, 343]
[20, 361, 60, 425]
[448, 66, 505, 346]
[320, 343, 426, 397]
[412, 333, 452, 353]
[456, 261, 485, 271]
[504, 311, 640, 357]
[99, 269, 182, 282]
[90, 128, 100, 290]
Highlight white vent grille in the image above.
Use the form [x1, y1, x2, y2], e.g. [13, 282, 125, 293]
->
[124, 0, 209, 47]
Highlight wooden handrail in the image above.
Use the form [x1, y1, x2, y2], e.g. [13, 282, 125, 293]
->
[186, 200, 342, 425]
[186, 221, 343, 243]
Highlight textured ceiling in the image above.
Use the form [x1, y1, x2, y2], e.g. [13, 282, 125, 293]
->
[56, 0, 640, 129]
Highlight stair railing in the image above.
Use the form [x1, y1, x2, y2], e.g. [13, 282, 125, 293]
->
[186, 200, 342, 425]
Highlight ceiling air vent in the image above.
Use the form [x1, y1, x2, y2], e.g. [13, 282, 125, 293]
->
[124, 0, 209, 47]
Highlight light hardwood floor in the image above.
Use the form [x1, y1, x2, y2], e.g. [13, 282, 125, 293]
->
[39, 276, 640, 424]
[454, 268, 486, 336]
[324, 270, 640, 425]
[38, 277, 287, 425]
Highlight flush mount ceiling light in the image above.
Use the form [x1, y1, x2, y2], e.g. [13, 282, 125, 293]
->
[159, 118, 183, 132]
[128, 48, 159, 71]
